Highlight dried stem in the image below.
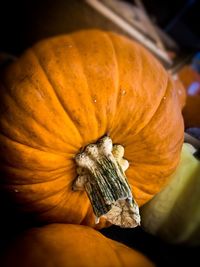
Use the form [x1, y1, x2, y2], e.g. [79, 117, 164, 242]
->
[73, 136, 140, 228]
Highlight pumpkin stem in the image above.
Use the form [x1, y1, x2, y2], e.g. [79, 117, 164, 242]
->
[73, 136, 140, 228]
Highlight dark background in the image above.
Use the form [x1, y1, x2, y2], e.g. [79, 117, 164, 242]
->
[1, 0, 200, 55]
[143, 0, 200, 50]
[101, 225, 200, 267]
[0, 0, 200, 266]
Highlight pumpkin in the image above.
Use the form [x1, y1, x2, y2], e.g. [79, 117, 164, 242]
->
[0, 29, 184, 228]
[177, 65, 200, 128]
[171, 74, 186, 110]
[182, 96, 200, 128]
[0, 224, 154, 267]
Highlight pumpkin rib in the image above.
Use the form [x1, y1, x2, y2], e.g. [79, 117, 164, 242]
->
[0, 83, 77, 155]
[0, 131, 69, 159]
[27, 189, 88, 222]
[127, 171, 156, 197]
[0, 168, 70, 185]
[0, 132, 60, 159]
[128, 75, 170, 143]
[15, 198, 68, 219]
[129, 161, 178, 200]
[133, 133, 183, 165]
[131, 186, 154, 206]
[126, 163, 173, 205]
[31, 47, 83, 143]
[0, 133, 71, 173]
[135, 57, 169, 136]
[1, 159, 70, 173]
[68, 34, 101, 138]
[132, 180, 162, 196]
[26, 185, 70, 208]
[8, 179, 72, 208]
[18, 193, 68, 214]
[98, 32, 125, 139]
[70, 30, 124, 139]
[1, 159, 71, 173]
[127, 133, 183, 166]
[6, 173, 71, 193]
[105, 32, 169, 141]
[1, 82, 54, 146]
[1, 160, 71, 175]
[107, 32, 142, 113]
[103, 33, 120, 133]
[123, 75, 183, 181]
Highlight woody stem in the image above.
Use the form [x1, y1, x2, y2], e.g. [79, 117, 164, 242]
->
[73, 136, 140, 228]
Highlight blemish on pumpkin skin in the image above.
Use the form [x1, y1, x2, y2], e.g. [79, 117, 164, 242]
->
[35, 89, 45, 100]
[122, 90, 126, 95]
[17, 75, 31, 85]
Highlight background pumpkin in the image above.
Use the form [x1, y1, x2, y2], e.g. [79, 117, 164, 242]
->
[0, 29, 184, 228]
[177, 64, 200, 128]
[182, 96, 200, 128]
[0, 224, 154, 267]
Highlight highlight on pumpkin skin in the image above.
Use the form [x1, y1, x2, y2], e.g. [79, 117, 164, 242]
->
[73, 136, 141, 228]
[0, 224, 155, 267]
[169, 73, 186, 110]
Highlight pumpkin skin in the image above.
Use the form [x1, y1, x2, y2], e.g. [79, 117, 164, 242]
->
[176, 65, 200, 128]
[0, 29, 184, 228]
[171, 74, 186, 110]
[1, 224, 154, 267]
[182, 96, 200, 128]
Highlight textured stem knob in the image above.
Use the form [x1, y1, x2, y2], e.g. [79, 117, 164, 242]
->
[73, 136, 140, 228]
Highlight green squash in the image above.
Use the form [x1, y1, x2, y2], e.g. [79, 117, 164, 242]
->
[141, 142, 200, 246]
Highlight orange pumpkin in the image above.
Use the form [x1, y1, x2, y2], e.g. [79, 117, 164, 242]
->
[1, 224, 154, 267]
[182, 95, 200, 128]
[177, 65, 200, 128]
[0, 29, 184, 228]
[171, 74, 186, 110]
